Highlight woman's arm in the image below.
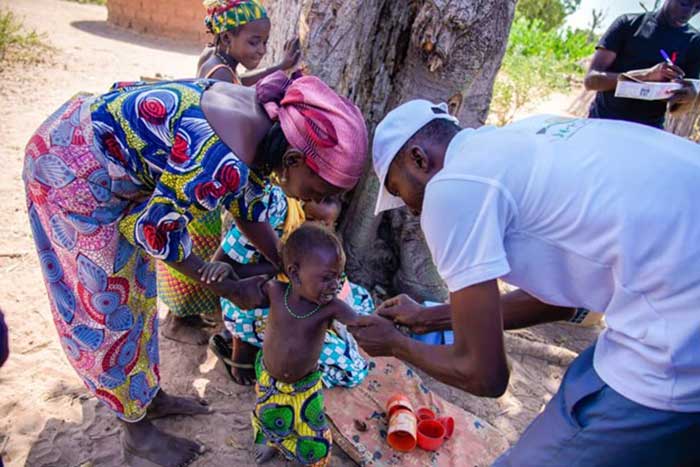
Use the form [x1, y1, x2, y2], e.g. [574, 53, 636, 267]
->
[213, 234, 279, 278]
[166, 254, 268, 309]
[234, 218, 283, 269]
[234, 260, 279, 279]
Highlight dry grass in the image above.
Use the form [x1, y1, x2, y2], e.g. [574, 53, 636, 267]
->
[0, 8, 52, 66]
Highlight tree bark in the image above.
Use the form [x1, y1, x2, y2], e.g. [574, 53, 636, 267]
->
[666, 102, 700, 141]
[262, 0, 516, 302]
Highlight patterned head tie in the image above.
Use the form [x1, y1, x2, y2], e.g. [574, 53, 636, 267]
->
[256, 71, 369, 191]
[203, 0, 268, 35]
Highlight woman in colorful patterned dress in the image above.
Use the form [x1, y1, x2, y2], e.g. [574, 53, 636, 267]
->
[159, 0, 303, 345]
[23, 72, 367, 466]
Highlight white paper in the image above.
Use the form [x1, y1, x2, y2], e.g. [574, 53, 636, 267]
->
[615, 81, 682, 101]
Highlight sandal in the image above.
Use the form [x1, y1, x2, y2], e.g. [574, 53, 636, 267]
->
[209, 333, 233, 365]
[199, 315, 219, 328]
[208, 333, 256, 386]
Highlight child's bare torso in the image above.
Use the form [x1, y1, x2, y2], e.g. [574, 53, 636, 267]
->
[261, 280, 339, 383]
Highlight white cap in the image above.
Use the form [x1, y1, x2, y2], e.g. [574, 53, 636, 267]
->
[372, 100, 459, 215]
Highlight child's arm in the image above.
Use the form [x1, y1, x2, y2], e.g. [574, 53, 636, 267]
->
[239, 37, 301, 86]
[331, 300, 360, 327]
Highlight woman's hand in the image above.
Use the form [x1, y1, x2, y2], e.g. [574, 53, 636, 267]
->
[376, 294, 430, 334]
[279, 37, 301, 71]
[198, 261, 236, 284]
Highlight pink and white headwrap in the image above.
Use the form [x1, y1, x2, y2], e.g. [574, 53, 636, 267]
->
[256, 71, 368, 190]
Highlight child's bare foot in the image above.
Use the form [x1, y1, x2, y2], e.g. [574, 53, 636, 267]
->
[254, 444, 277, 464]
[148, 390, 212, 420]
[162, 314, 212, 346]
[122, 418, 205, 467]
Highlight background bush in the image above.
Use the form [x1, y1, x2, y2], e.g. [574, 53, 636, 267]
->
[489, 0, 595, 125]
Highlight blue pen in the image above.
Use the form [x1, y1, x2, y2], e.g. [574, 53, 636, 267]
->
[660, 49, 674, 66]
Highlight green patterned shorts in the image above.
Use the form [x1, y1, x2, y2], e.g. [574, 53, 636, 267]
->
[252, 352, 332, 466]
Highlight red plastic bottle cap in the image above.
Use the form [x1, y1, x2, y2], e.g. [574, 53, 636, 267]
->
[416, 407, 436, 422]
[437, 416, 455, 439]
[417, 419, 446, 451]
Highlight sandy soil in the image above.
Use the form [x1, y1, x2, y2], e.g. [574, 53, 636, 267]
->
[0, 1, 600, 466]
[0, 2, 289, 466]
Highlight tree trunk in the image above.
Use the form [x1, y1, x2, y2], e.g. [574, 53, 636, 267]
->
[666, 102, 700, 141]
[262, 0, 516, 301]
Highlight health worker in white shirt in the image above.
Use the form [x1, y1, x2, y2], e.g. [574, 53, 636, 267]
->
[348, 100, 700, 467]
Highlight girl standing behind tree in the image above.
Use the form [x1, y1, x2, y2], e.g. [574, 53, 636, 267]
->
[198, 0, 300, 85]
[159, 0, 301, 344]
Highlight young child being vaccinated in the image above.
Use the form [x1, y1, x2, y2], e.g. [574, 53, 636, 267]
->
[204, 223, 358, 464]
[253, 223, 359, 465]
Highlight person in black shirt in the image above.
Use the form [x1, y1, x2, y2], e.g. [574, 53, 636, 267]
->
[585, 0, 700, 128]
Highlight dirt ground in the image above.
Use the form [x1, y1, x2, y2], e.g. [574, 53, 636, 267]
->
[0, 1, 600, 466]
[0, 1, 288, 466]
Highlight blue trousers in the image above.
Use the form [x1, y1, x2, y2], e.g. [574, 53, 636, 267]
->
[493, 345, 700, 467]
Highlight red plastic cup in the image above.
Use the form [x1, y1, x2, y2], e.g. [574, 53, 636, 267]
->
[386, 394, 413, 418]
[416, 407, 436, 422]
[417, 419, 446, 451]
[437, 416, 455, 439]
[387, 408, 417, 452]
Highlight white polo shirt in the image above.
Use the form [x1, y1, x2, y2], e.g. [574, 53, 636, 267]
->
[421, 115, 700, 412]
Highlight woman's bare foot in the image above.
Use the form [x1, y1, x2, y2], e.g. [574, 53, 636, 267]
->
[148, 390, 212, 420]
[122, 418, 205, 467]
[230, 337, 257, 386]
[161, 314, 212, 346]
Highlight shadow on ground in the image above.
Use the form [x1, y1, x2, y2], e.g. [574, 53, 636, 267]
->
[70, 20, 202, 56]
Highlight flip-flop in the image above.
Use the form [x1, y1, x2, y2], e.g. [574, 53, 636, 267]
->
[209, 333, 234, 366]
[208, 334, 255, 385]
